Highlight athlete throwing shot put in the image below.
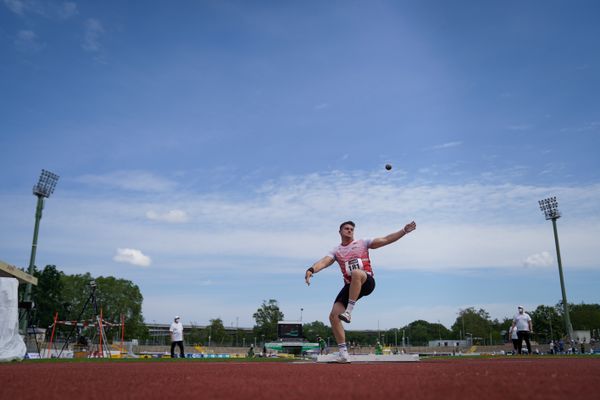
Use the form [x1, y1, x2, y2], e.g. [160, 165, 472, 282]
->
[305, 220, 416, 362]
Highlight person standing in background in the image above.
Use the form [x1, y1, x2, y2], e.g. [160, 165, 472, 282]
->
[510, 324, 519, 354]
[511, 306, 533, 354]
[169, 316, 185, 358]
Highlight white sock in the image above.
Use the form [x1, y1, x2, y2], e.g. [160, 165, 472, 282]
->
[338, 343, 347, 353]
[346, 299, 356, 314]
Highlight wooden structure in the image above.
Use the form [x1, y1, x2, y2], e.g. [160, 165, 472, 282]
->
[0, 259, 37, 286]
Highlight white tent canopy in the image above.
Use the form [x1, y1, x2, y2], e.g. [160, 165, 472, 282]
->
[0, 278, 27, 362]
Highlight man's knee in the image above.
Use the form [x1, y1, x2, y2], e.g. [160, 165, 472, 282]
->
[329, 311, 340, 324]
[350, 269, 367, 282]
[330, 304, 344, 323]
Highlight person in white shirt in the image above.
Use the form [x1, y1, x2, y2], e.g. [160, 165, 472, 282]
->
[511, 306, 533, 354]
[509, 325, 519, 354]
[169, 316, 185, 358]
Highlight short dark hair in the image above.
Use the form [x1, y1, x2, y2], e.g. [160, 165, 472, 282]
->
[339, 221, 355, 231]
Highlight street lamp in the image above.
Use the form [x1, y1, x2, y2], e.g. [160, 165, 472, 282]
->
[545, 310, 554, 341]
[538, 196, 574, 340]
[21, 169, 59, 332]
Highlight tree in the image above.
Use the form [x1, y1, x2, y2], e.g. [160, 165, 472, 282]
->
[570, 303, 600, 331]
[253, 299, 284, 341]
[530, 304, 564, 342]
[346, 330, 379, 346]
[95, 275, 147, 340]
[208, 318, 226, 345]
[400, 320, 452, 346]
[497, 317, 515, 342]
[60, 272, 148, 340]
[451, 308, 493, 344]
[303, 321, 332, 342]
[31, 265, 65, 328]
[187, 324, 203, 345]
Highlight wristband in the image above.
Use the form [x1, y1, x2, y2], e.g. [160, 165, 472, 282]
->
[307, 267, 315, 274]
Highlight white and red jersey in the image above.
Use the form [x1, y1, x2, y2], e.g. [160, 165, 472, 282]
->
[328, 238, 374, 284]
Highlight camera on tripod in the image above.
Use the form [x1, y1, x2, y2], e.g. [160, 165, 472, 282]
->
[58, 279, 108, 358]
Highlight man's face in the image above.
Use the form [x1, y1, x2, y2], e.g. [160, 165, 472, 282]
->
[340, 224, 355, 240]
[518, 308, 524, 314]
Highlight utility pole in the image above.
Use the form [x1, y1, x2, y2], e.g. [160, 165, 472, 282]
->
[538, 197, 574, 340]
[21, 170, 59, 332]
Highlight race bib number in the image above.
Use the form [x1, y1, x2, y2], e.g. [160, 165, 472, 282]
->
[344, 258, 364, 275]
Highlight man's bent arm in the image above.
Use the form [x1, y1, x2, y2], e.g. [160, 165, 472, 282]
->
[305, 256, 335, 286]
[370, 221, 416, 249]
[310, 256, 335, 273]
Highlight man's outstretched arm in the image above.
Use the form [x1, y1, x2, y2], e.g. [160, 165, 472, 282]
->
[369, 221, 416, 249]
[305, 256, 335, 286]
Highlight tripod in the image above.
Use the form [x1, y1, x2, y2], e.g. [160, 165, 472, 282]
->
[18, 301, 41, 356]
[59, 281, 110, 358]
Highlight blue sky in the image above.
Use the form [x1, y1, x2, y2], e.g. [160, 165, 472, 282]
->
[1, 0, 599, 331]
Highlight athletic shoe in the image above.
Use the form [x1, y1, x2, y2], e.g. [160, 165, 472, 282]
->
[336, 351, 351, 363]
[338, 311, 351, 323]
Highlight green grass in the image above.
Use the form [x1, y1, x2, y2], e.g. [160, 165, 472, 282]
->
[6, 353, 598, 365]
[8, 356, 295, 364]
[421, 353, 600, 361]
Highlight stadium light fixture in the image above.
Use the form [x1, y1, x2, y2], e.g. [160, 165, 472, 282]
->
[538, 196, 574, 340]
[21, 169, 59, 332]
[539, 196, 560, 220]
[32, 169, 59, 198]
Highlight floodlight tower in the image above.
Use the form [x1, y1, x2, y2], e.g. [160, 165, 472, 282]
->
[21, 169, 59, 331]
[538, 196, 574, 340]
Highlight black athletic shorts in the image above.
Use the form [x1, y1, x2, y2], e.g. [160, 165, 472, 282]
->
[334, 274, 376, 308]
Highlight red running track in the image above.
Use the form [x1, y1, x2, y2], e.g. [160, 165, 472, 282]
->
[1, 358, 599, 400]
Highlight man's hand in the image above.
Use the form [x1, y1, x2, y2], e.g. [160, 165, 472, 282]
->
[404, 221, 416, 234]
[305, 269, 313, 286]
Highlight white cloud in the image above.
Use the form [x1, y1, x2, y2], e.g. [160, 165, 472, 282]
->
[2, 171, 599, 328]
[14, 30, 43, 53]
[4, 0, 77, 18]
[5, 171, 600, 274]
[432, 141, 462, 150]
[4, 0, 27, 14]
[560, 121, 600, 133]
[82, 18, 104, 52]
[507, 124, 533, 131]
[523, 251, 553, 268]
[146, 209, 189, 223]
[57, 1, 77, 19]
[77, 170, 177, 192]
[113, 248, 152, 267]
